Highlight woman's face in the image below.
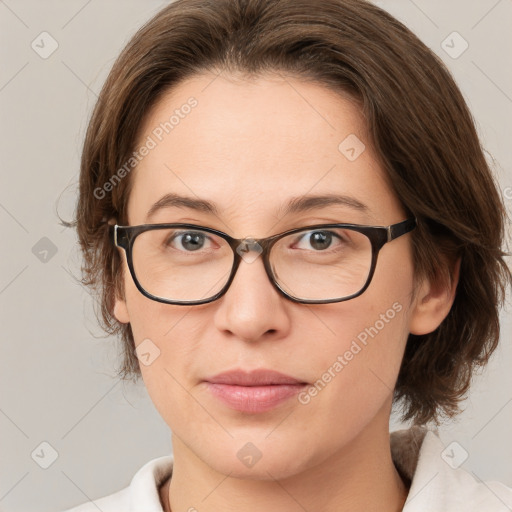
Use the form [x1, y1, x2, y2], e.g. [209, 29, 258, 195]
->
[114, 72, 424, 478]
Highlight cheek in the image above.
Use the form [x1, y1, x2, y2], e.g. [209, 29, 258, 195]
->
[303, 298, 408, 407]
[297, 250, 413, 423]
[122, 271, 208, 426]
[121, 254, 177, 342]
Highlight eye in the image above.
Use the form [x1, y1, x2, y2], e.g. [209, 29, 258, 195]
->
[166, 230, 216, 252]
[293, 229, 347, 251]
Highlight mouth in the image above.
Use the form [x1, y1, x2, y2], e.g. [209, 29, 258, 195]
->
[203, 369, 309, 413]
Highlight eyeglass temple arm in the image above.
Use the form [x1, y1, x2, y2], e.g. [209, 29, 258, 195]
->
[387, 218, 417, 242]
[109, 224, 121, 247]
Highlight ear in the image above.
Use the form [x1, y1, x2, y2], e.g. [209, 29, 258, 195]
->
[110, 217, 131, 324]
[113, 293, 130, 324]
[409, 257, 461, 335]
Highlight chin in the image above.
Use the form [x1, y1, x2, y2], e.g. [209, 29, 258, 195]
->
[210, 454, 308, 481]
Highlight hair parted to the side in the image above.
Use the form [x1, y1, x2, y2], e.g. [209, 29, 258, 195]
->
[70, 0, 511, 425]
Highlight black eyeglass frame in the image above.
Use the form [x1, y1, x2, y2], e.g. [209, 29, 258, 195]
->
[109, 218, 416, 306]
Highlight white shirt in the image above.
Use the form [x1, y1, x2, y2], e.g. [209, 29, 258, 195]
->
[61, 427, 512, 511]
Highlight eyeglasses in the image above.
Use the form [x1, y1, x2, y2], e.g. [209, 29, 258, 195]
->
[109, 218, 416, 305]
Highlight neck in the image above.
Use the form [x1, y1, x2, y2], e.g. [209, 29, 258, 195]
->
[163, 421, 409, 512]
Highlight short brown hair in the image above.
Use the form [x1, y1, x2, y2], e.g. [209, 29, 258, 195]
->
[70, 0, 511, 425]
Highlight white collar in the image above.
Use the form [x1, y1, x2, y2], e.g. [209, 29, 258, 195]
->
[392, 426, 512, 511]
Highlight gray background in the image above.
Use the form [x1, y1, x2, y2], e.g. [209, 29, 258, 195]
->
[0, 1, 511, 511]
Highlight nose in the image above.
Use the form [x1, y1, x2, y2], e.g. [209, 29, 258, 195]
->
[212, 250, 291, 343]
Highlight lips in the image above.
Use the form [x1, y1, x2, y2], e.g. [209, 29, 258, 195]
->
[205, 369, 307, 386]
[204, 369, 308, 413]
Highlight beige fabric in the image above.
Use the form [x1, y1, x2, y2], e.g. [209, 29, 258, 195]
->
[390, 425, 430, 484]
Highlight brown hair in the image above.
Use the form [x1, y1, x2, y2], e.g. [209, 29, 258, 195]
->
[70, 0, 511, 425]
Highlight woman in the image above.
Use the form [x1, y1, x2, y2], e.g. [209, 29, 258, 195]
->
[63, 0, 511, 510]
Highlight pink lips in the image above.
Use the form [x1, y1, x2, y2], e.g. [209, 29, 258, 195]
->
[204, 369, 308, 413]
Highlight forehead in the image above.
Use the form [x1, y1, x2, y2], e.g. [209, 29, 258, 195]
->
[127, 72, 400, 232]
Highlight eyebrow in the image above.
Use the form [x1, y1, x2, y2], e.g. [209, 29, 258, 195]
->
[145, 192, 369, 221]
[280, 193, 369, 216]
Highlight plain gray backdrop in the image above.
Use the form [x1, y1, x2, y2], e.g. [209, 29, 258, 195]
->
[0, 1, 511, 511]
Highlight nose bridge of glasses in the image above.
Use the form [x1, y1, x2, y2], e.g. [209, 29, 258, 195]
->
[226, 235, 282, 292]
[231, 235, 271, 267]
[218, 236, 274, 300]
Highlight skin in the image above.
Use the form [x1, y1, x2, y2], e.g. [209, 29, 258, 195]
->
[113, 71, 459, 512]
